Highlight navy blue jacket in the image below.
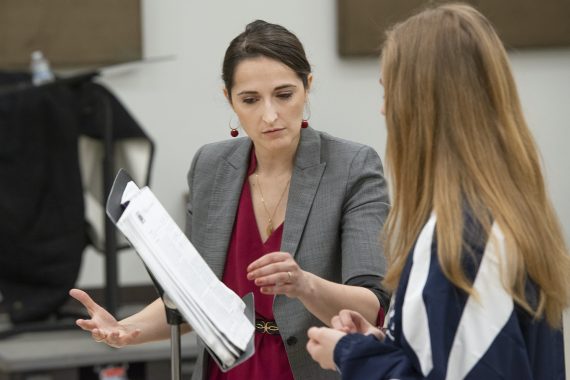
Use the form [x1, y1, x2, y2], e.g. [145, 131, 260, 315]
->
[334, 214, 565, 379]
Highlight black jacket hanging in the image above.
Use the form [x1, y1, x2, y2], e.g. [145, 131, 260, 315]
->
[0, 72, 86, 323]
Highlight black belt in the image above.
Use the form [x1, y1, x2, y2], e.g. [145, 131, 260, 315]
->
[255, 319, 279, 335]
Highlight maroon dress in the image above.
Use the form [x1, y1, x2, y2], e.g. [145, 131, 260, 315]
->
[208, 152, 294, 380]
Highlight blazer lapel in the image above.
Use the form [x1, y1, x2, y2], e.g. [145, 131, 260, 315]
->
[281, 127, 326, 258]
[204, 139, 252, 278]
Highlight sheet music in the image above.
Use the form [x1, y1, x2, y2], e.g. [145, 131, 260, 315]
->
[116, 182, 254, 367]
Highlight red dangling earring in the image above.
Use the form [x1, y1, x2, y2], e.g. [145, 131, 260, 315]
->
[229, 117, 239, 137]
[302, 103, 311, 129]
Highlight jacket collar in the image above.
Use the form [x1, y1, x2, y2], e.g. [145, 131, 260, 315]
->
[281, 127, 326, 258]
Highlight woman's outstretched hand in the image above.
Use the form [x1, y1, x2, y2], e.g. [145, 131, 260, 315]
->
[69, 288, 141, 348]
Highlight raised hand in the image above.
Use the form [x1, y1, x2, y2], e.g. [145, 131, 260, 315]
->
[331, 309, 384, 340]
[69, 288, 141, 348]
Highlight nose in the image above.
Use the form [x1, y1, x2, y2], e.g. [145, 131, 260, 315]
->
[262, 101, 278, 125]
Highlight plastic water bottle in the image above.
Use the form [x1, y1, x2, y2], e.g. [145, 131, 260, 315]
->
[30, 50, 55, 86]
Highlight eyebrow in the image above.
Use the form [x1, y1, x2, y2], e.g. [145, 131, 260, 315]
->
[236, 84, 297, 96]
[236, 90, 257, 96]
[275, 84, 297, 91]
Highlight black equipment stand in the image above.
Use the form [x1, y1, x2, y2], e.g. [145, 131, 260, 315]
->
[162, 294, 184, 380]
[96, 82, 120, 317]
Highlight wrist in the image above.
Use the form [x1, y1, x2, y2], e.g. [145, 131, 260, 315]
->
[298, 271, 316, 299]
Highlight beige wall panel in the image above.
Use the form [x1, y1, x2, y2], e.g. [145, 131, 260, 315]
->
[0, 0, 142, 69]
[338, 0, 570, 56]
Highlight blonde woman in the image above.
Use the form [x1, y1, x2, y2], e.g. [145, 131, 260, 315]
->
[307, 4, 570, 379]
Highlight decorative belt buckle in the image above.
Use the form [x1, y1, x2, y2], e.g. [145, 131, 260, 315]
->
[255, 319, 279, 335]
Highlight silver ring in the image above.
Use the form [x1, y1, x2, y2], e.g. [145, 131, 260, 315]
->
[287, 271, 292, 282]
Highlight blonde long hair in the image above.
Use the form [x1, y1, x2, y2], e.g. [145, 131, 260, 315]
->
[381, 3, 570, 327]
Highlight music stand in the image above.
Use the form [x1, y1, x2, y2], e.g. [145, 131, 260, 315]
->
[105, 169, 255, 379]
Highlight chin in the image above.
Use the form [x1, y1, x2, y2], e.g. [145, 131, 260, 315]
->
[266, 135, 299, 152]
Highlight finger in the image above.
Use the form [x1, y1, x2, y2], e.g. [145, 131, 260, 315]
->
[331, 315, 341, 329]
[91, 328, 108, 342]
[247, 251, 291, 272]
[69, 289, 100, 315]
[253, 271, 292, 287]
[370, 327, 385, 340]
[306, 338, 318, 356]
[338, 310, 357, 332]
[348, 310, 372, 332]
[259, 285, 279, 295]
[307, 327, 329, 344]
[331, 315, 348, 332]
[129, 329, 142, 341]
[110, 331, 121, 342]
[116, 329, 141, 347]
[260, 283, 296, 296]
[346, 309, 364, 321]
[247, 257, 293, 279]
[248, 261, 292, 281]
[76, 319, 99, 332]
[101, 330, 120, 346]
[307, 326, 323, 340]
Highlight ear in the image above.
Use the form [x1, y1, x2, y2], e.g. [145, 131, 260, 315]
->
[306, 73, 313, 92]
[223, 87, 233, 106]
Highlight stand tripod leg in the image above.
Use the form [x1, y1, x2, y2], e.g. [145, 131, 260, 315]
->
[97, 86, 118, 317]
[170, 324, 181, 380]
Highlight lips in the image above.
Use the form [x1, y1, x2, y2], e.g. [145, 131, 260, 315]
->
[263, 128, 285, 133]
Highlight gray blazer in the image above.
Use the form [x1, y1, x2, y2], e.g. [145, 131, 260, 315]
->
[186, 127, 389, 380]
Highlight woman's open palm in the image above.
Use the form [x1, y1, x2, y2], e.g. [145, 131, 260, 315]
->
[69, 288, 141, 348]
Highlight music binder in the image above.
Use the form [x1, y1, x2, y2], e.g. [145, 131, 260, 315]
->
[105, 169, 255, 373]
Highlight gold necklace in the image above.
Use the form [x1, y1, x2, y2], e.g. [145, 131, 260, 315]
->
[255, 173, 291, 236]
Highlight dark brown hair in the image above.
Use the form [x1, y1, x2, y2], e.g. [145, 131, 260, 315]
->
[222, 20, 311, 101]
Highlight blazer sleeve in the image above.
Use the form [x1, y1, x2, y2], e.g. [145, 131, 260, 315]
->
[340, 145, 390, 282]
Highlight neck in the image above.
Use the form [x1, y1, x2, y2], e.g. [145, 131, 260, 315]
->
[254, 143, 297, 177]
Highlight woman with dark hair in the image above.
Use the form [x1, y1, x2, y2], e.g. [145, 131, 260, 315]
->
[71, 20, 390, 380]
[307, 4, 569, 379]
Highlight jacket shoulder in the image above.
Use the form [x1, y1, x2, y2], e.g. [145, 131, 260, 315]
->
[317, 131, 379, 159]
[197, 138, 247, 160]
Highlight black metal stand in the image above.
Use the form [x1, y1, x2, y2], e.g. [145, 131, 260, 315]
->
[162, 294, 184, 380]
[95, 84, 119, 317]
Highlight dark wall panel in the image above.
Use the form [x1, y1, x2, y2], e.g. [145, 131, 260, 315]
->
[0, 0, 142, 69]
[338, 0, 570, 56]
